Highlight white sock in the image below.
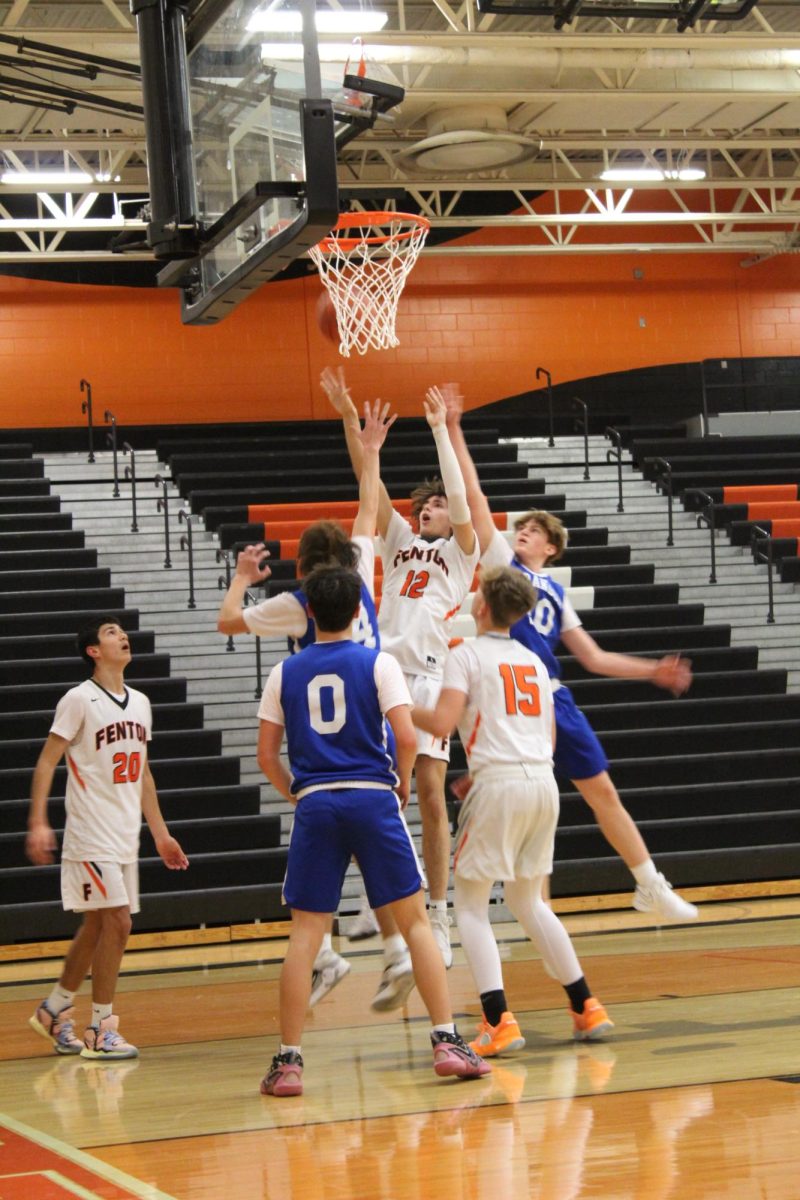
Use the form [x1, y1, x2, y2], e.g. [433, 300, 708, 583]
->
[632, 859, 659, 888]
[383, 934, 406, 962]
[429, 898, 447, 913]
[46, 984, 75, 1014]
[280, 1043, 302, 1057]
[320, 933, 333, 954]
[432, 1023, 455, 1037]
[91, 1002, 112, 1027]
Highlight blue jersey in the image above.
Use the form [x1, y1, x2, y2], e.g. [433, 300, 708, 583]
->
[507, 556, 567, 680]
[278, 640, 398, 795]
[289, 581, 379, 655]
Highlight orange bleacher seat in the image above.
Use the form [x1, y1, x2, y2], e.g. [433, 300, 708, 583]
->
[747, 502, 800, 521]
[769, 521, 800, 540]
[723, 485, 798, 504]
[248, 499, 413, 523]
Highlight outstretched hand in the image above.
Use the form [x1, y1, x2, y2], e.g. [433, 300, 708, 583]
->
[358, 398, 397, 454]
[652, 654, 692, 696]
[439, 382, 464, 427]
[234, 543, 272, 584]
[320, 366, 357, 417]
[423, 385, 448, 430]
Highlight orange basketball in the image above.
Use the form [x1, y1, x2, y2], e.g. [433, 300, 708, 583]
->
[316, 292, 339, 344]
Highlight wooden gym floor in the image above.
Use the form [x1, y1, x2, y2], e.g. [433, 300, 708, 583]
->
[1, 895, 799, 1199]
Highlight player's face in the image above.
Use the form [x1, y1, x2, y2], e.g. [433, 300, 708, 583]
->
[93, 623, 131, 664]
[513, 521, 556, 568]
[417, 495, 451, 540]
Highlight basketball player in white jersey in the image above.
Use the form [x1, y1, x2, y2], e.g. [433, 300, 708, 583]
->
[322, 368, 479, 968]
[413, 567, 613, 1052]
[26, 617, 188, 1059]
[218, 401, 416, 1012]
[256, 566, 490, 1096]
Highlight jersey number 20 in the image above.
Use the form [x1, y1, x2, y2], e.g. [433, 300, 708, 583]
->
[498, 663, 541, 716]
[112, 751, 142, 784]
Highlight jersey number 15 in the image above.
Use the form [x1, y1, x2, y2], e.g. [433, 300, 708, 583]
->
[498, 663, 541, 716]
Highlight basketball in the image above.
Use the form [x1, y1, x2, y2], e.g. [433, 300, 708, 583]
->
[316, 292, 339, 345]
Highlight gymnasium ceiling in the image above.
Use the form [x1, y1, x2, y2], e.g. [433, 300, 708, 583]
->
[0, 0, 798, 278]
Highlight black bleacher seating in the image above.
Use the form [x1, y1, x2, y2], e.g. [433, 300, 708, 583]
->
[0, 445, 287, 943]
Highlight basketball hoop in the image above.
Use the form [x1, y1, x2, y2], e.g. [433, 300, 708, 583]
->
[308, 211, 430, 357]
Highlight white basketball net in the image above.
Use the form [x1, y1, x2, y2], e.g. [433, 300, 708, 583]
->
[309, 213, 429, 357]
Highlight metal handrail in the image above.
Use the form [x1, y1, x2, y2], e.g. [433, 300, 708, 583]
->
[535, 366, 555, 447]
[244, 589, 263, 698]
[571, 397, 590, 480]
[652, 457, 674, 546]
[750, 523, 776, 624]
[80, 378, 95, 463]
[179, 508, 197, 609]
[604, 426, 624, 513]
[104, 409, 120, 498]
[684, 488, 717, 583]
[122, 442, 138, 532]
[154, 474, 172, 568]
[216, 548, 235, 651]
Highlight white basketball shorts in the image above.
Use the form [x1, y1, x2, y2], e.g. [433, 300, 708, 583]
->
[453, 763, 559, 882]
[61, 859, 140, 913]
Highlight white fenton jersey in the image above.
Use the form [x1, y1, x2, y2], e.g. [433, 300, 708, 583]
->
[442, 633, 555, 773]
[379, 509, 479, 678]
[52, 679, 152, 863]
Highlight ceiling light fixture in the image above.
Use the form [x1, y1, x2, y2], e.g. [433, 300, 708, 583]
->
[247, 8, 388, 33]
[1, 169, 94, 185]
[599, 167, 707, 183]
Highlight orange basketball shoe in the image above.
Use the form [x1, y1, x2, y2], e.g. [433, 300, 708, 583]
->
[469, 1011, 526, 1057]
[570, 998, 614, 1042]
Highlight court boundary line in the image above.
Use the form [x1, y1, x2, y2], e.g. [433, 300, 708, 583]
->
[0, 1110, 179, 1200]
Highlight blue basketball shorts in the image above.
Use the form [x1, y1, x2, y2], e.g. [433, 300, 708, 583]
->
[553, 685, 609, 782]
[282, 786, 425, 913]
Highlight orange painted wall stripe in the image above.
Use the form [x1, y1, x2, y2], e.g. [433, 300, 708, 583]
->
[724, 485, 798, 503]
[747, 501, 800, 520]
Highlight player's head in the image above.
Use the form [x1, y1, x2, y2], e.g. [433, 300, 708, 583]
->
[512, 510, 567, 566]
[77, 616, 130, 668]
[410, 477, 451, 540]
[304, 566, 361, 633]
[297, 519, 360, 578]
[472, 567, 536, 630]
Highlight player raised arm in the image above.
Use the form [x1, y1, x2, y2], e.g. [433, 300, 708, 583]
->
[321, 367, 395, 538]
[352, 399, 397, 540]
[217, 543, 272, 635]
[561, 626, 692, 696]
[423, 385, 477, 556]
[441, 384, 496, 556]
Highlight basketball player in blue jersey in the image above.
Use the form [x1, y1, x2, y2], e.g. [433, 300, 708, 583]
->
[256, 566, 490, 1096]
[443, 392, 699, 924]
[218, 401, 416, 1012]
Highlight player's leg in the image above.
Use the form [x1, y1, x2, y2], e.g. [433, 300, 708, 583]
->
[388, 889, 489, 1079]
[453, 874, 525, 1057]
[504, 875, 613, 1041]
[82, 902, 139, 1060]
[573, 772, 698, 922]
[414, 753, 453, 965]
[555, 688, 697, 922]
[29, 910, 102, 1055]
[262, 908, 328, 1099]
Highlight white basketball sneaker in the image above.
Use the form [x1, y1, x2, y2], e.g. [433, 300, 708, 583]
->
[633, 873, 698, 923]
